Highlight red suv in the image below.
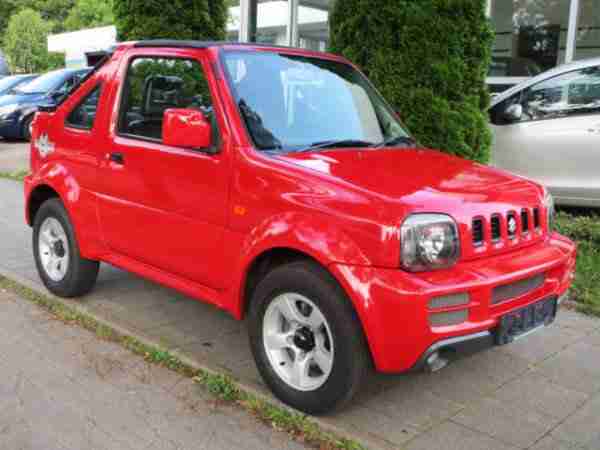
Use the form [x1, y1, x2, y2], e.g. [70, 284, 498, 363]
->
[24, 41, 576, 414]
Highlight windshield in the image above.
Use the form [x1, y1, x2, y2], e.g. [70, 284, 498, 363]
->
[15, 71, 67, 94]
[222, 51, 410, 152]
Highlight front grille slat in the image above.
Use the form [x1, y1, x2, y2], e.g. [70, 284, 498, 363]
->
[533, 208, 541, 229]
[521, 209, 530, 233]
[472, 218, 484, 246]
[491, 215, 501, 241]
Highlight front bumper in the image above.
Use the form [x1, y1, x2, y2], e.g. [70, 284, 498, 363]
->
[330, 234, 576, 373]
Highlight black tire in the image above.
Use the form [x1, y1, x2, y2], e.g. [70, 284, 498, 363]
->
[22, 115, 34, 141]
[32, 198, 99, 297]
[248, 261, 369, 414]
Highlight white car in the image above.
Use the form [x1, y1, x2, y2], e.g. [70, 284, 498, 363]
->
[489, 57, 600, 207]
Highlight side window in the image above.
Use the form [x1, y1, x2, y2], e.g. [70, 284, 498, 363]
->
[66, 84, 102, 130]
[118, 57, 214, 141]
[520, 66, 600, 121]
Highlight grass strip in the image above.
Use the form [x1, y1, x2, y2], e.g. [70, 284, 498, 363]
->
[555, 211, 600, 318]
[0, 170, 29, 182]
[0, 275, 367, 450]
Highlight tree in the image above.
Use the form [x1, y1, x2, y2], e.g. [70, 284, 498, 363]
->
[0, 0, 75, 45]
[3, 8, 63, 73]
[330, 0, 494, 163]
[65, 0, 113, 31]
[114, 0, 227, 42]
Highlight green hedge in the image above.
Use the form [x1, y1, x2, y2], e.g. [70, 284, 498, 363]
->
[114, 0, 227, 41]
[330, 0, 494, 162]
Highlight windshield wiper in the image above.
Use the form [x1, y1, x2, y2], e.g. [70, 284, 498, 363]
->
[374, 135, 417, 148]
[295, 139, 377, 153]
[238, 99, 283, 151]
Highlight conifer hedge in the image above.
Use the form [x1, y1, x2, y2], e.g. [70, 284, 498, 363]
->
[114, 0, 227, 42]
[330, 0, 494, 162]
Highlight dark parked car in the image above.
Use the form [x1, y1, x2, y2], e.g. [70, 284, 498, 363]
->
[0, 68, 89, 140]
[0, 74, 38, 97]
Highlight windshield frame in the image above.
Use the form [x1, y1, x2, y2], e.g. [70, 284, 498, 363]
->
[219, 48, 412, 154]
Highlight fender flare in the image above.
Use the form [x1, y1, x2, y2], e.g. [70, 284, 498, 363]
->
[26, 165, 104, 259]
[228, 212, 372, 319]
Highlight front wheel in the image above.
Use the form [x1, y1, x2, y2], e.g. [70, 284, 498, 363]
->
[33, 198, 99, 297]
[248, 261, 369, 414]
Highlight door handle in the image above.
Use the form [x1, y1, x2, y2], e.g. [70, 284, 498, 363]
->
[108, 152, 124, 165]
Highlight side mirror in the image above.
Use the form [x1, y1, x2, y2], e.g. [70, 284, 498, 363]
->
[163, 108, 213, 151]
[503, 103, 523, 122]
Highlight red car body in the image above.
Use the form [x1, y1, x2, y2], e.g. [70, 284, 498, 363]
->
[24, 42, 576, 374]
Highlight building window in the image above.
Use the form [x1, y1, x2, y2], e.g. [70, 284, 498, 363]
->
[575, 0, 600, 61]
[490, 0, 573, 76]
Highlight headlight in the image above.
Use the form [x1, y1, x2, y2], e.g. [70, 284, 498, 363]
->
[544, 191, 555, 232]
[400, 214, 460, 272]
[0, 104, 20, 118]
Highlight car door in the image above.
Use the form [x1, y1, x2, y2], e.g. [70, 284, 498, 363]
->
[96, 51, 230, 289]
[490, 65, 600, 205]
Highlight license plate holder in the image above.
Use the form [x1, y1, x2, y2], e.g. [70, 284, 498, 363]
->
[495, 296, 558, 345]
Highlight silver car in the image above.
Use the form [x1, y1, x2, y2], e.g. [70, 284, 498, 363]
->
[489, 57, 600, 207]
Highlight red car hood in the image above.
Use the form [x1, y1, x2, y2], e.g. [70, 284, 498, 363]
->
[275, 147, 544, 215]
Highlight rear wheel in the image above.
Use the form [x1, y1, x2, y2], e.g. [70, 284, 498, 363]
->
[248, 261, 369, 414]
[33, 198, 99, 297]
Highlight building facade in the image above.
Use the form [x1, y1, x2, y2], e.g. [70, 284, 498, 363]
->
[235, 0, 600, 87]
[47, 1, 600, 89]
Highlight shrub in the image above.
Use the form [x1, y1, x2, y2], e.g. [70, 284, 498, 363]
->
[114, 0, 227, 41]
[330, 0, 494, 162]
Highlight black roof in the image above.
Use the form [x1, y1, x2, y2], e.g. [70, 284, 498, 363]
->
[133, 40, 296, 51]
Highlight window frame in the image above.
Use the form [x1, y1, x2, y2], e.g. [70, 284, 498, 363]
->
[116, 54, 220, 150]
[65, 83, 103, 131]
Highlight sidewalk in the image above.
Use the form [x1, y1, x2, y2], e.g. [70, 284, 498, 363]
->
[1, 177, 600, 450]
[0, 286, 306, 450]
[0, 140, 28, 173]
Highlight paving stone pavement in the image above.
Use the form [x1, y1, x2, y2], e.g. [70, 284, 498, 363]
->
[0, 140, 28, 173]
[1, 176, 599, 450]
[0, 286, 308, 450]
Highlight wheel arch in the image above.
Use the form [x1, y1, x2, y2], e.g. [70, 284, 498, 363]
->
[242, 247, 319, 317]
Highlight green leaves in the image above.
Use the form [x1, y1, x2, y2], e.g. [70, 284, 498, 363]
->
[3, 8, 63, 73]
[64, 0, 114, 32]
[330, 0, 493, 163]
[114, 0, 227, 42]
